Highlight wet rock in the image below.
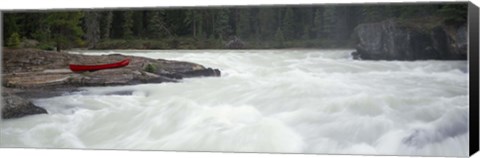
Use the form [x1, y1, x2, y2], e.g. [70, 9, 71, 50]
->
[2, 89, 47, 119]
[353, 19, 467, 60]
[2, 48, 222, 119]
[2, 49, 221, 89]
[351, 51, 361, 60]
[225, 36, 246, 49]
[182, 68, 221, 78]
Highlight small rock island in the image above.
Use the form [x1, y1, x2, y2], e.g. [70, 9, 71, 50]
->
[1, 49, 221, 119]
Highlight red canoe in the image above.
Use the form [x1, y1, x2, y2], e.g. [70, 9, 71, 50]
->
[69, 59, 130, 72]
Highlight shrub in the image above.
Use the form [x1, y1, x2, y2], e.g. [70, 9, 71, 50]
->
[144, 63, 157, 73]
[6, 32, 21, 48]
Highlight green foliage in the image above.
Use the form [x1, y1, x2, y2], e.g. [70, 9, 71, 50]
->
[214, 9, 232, 39]
[361, 6, 385, 23]
[6, 32, 21, 48]
[36, 42, 56, 51]
[147, 11, 170, 39]
[274, 28, 285, 48]
[132, 11, 145, 37]
[144, 63, 157, 73]
[322, 6, 336, 39]
[84, 11, 101, 48]
[236, 10, 251, 39]
[313, 9, 323, 38]
[46, 12, 85, 51]
[100, 11, 113, 39]
[282, 8, 295, 39]
[258, 8, 277, 39]
[122, 11, 134, 39]
[438, 4, 468, 24]
[4, 15, 19, 43]
[2, 4, 468, 50]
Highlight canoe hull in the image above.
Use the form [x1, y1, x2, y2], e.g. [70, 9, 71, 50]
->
[69, 59, 130, 72]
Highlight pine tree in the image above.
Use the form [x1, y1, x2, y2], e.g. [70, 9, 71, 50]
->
[6, 32, 21, 48]
[100, 11, 113, 39]
[322, 6, 336, 39]
[302, 25, 311, 40]
[313, 8, 324, 38]
[147, 10, 170, 39]
[361, 6, 385, 22]
[184, 9, 197, 38]
[84, 11, 100, 48]
[274, 27, 285, 48]
[282, 8, 295, 39]
[132, 11, 145, 37]
[31, 15, 51, 43]
[46, 12, 84, 51]
[4, 14, 20, 43]
[214, 9, 231, 40]
[122, 11, 134, 39]
[258, 8, 276, 40]
[236, 9, 251, 39]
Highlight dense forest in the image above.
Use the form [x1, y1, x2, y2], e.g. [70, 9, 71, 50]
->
[3, 3, 467, 51]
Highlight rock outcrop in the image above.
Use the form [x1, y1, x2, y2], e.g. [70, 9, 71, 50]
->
[225, 37, 246, 49]
[2, 49, 221, 119]
[2, 88, 47, 119]
[352, 19, 467, 60]
[2, 49, 221, 88]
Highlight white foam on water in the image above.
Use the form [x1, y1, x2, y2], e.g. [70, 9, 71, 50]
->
[1, 50, 469, 156]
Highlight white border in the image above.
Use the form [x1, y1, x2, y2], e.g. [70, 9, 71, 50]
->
[1, 0, 479, 158]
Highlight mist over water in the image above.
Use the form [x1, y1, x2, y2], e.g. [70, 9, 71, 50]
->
[1, 50, 469, 156]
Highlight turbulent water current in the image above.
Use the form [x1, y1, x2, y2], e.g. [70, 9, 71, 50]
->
[0, 50, 469, 156]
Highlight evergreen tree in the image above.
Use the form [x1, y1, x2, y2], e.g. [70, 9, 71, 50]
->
[236, 9, 251, 39]
[100, 11, 113, 39]
[6, 32, 21, 48]
[282, 8, 296, 39]
[215, 9, 232, 39]
[258, 8, 276, 40]
[322, 6, 336, 39]
[46, 12, 84, 51]
[132, 11, 145, 37]
[313, 8, 324, 38]
[438, 4, 468, 24]
[122, 11, 134, 39]
[84, 11, 100, 48]
[301, 25, 311, 40]
[361, 6, 385, 22]
[147, 10, 171, 39]
[31, 16, 51, 43]
[274, 27, 285, 48]
[184, 9, 197, 37]
[1, 4, 467, 50]
[3, 14, 19, 42]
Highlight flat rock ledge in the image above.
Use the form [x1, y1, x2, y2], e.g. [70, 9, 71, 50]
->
[1, 49, 221, 119]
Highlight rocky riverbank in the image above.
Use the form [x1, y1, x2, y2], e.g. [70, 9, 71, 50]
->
[352, 19, 467, 60]
[1, 49, 221, 119]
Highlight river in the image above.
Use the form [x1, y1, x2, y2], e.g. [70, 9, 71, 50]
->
[0, 49, 469, 157]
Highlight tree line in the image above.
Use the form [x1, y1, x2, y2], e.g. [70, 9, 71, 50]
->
[3, 3, 467, 51]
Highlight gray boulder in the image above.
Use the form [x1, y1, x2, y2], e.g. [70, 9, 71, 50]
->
[353, 19, 467, 60]
[225, 37, 246, 49]
[2, 89, 47, 119]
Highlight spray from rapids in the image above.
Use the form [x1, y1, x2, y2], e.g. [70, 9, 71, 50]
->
[0, 50, 469, 156]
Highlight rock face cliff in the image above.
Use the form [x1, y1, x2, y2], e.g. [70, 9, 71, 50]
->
[353, 19, 467, 60]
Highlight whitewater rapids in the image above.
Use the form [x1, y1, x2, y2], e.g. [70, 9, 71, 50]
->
[0, 50, 469, 156]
